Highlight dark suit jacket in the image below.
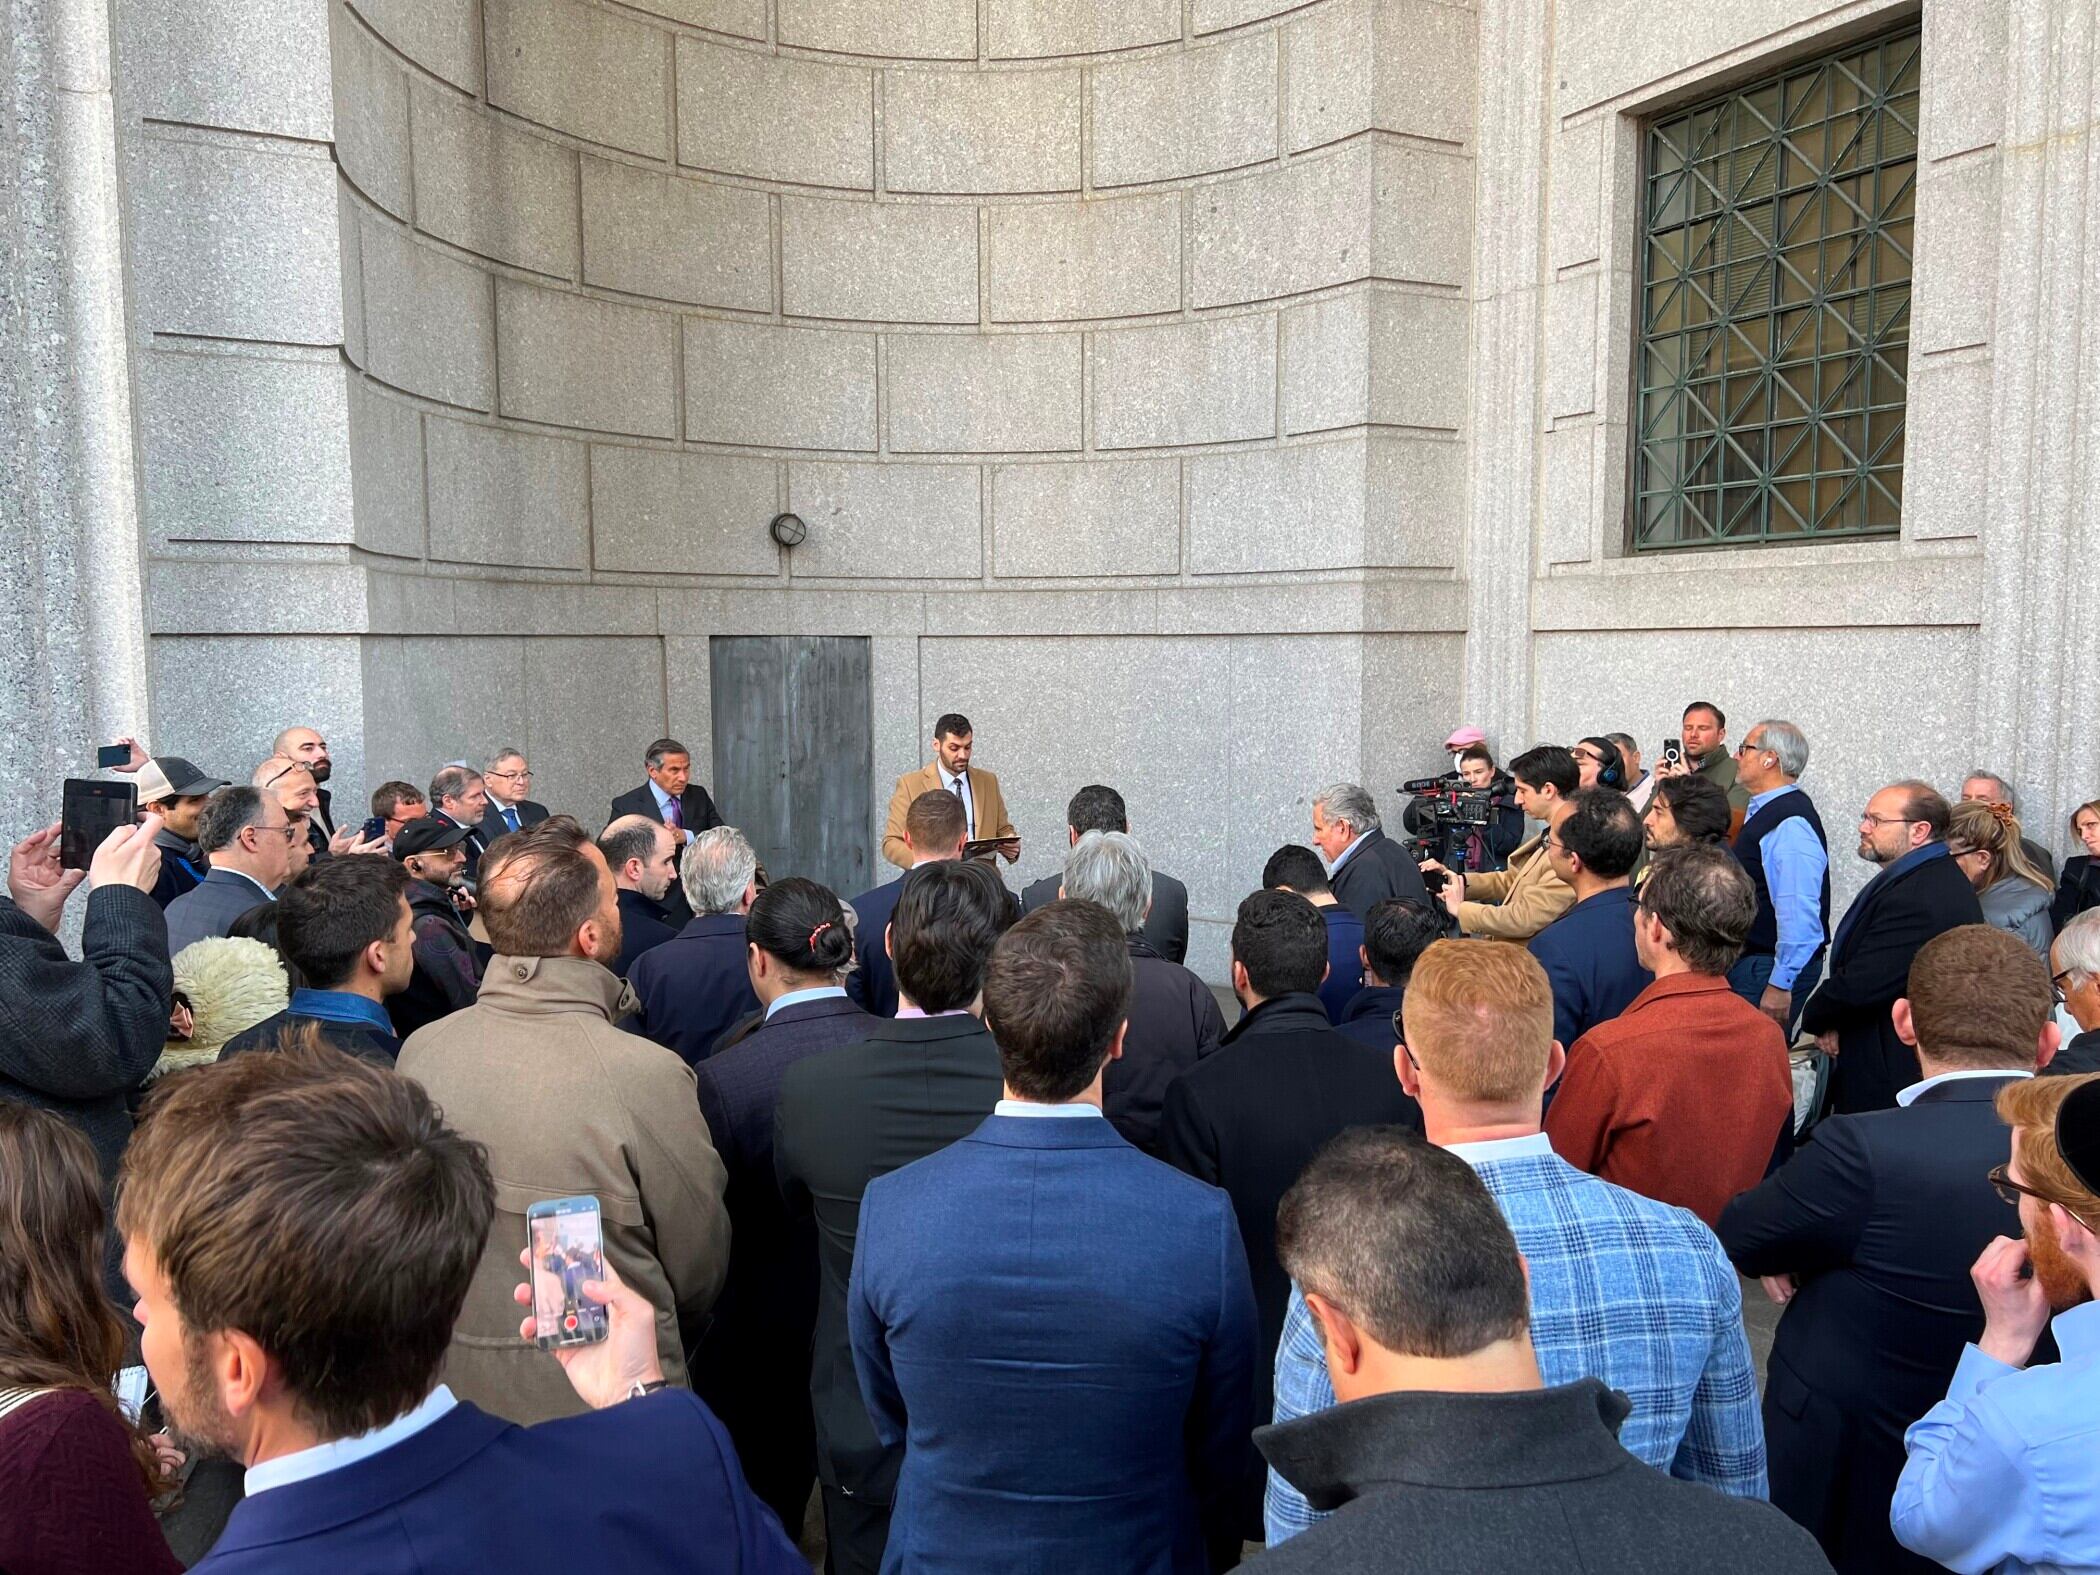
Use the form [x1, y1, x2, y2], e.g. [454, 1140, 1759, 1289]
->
[1717, 1075, 2028, 1574]
[187, 1393, 803, 1575]
[393, 881, 481, 1039]
[0, 886, 170, 1193]
[692, 992, 876, 1527]
[2052, 854, 2100, 931]
[1328, 828, 1433, 922]
[303, 786, 335, 862]
[610, 888, 678, 980]
[609, 782, 722, 926]
[218, 1009, 398, 1066]
[1159, 992, 1424, 1429]
[1801, 849, 1984, 1114]
[627, 913, 759, 1066]
[851, 1112, 1257, 1570]
[1316, 903, 1366, 1021]
[1254, 1381, 1829, 1575]
[1528, 887, 1653, 1053]
[478, 798, 549, 845]
[1022, 867, 1191, 964]
[1114, 935, 1226, 1153]
[845, 871, 906, 1018]
[774, 1013, 1003, 1506]
[1335, 984, 1405, 1051]
[164, 868, 277, 956]
[2044, 1026, 2100, 1078]
[148, 830, 206, 908]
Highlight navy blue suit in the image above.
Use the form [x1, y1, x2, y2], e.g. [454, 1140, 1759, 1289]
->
[1334, 983, 1405, 1050]
[1314, 903, 1365, 1022]
[845, 873, 906, 1018]
[626, 912, 759, 1065]
[610, 888, 678, 979]
[1528, 886, 1652, 1052]
[190, 1392, 803, 1575]
[850, 1112, 1258, 1573]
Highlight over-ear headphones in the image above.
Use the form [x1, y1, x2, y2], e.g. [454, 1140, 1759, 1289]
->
[1581, 737, 1626, 790]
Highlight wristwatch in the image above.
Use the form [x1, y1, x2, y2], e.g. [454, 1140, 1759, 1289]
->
[627, 1378, 670, 1401]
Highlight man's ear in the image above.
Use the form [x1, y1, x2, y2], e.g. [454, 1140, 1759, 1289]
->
[1544, 1039, 1567, 1092]
[216, 1328, 273, 1421]
[1304, 1292, 1364, 1377]
[1320, 960, 1332, 985]
[1395, 1044, 1421, 1098]
[1892, 998, 1917, 1049]
[883, 921, 894, 962]
[1106, 1018, 1128, 1064]
[2037, 1017, 2062, 1072]
[1358, 943, 1370, 971]
[1231, 959, 1250, 996]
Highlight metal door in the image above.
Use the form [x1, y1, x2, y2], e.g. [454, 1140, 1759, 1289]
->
[708, 636, 873, 899]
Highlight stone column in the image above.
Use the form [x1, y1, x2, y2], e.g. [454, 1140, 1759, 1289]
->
[0, 0, 151, 838]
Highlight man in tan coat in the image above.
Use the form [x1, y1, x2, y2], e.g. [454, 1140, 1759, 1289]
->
[882, 711, 1019, 871]
[397, 816, 729, 1425]
[1421, 744, 1578, 942]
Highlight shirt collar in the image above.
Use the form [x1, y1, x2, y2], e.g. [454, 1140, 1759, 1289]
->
[766, 984, 848, 1019]
[649, 781, 676, 813]
[1329, 832, 1368, 872]
[217, 868, 278, 902]
[993, 1099, 1103, 1119]
[243, 1385, 456, 1499]
[287, 988, 395, 1035]
[895, 1004, 973, 1020]
[2051, 1299, 2100, 1359]
[1896, 1067, 2033, 1106]
[1443, 1132, 1555, 1166]
[1745, 782, 1800, 815]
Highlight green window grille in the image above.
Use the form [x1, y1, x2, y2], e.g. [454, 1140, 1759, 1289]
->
[1631, 26, 1918, 551]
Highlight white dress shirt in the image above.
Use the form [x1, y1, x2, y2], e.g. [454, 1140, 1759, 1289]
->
[1895, 1068, 2032, 1107]
[993, 1099, 1102, 1118]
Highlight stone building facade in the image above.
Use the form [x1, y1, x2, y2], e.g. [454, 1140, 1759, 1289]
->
[3, 0, 2089, 975]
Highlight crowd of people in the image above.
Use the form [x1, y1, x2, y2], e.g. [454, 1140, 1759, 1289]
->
[1, 707, 2098, 1574]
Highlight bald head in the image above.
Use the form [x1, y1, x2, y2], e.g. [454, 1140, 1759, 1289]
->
[597, 814, 678, 902]
[272, 726, 332, 784]
[254, 756, 319, 817]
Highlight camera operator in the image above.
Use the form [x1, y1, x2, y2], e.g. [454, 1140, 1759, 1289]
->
[1418, 745, 1578, 941]
[1404, 747, 1525, 875]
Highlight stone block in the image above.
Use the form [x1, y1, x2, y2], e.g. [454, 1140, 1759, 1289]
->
[330, 2, 413, 220]
[1554, 0, 1866, 117]
[675, 39, 874, 189]
[1366, 433, 1463, 567]
[1193, 146, 1371, 308]
[887, 333, 1083, 453]
[347, 0, 483, 92]
[785, 463, 983, 578]
[988, 0, 1179, 58]
[1538, 423, 1597, 565]
[424, 417, 590, 569]
[451, 581, 659, 636]
[411, 85, 580, 278]
[1548, 117, 1603, 271]
[123, 0, 332, 139]
[348, 379, 426, 559]
[782, 198, 979, 324]
[495, 280, 678, 438]
[992, 459, 1180, 577]
[1544, 272, 1599, 420]
[1187, 438, 1367, 573]
[137, 349, 353, 546]
[1914, 153, 2000, 355]
[885, 68, 1081, 195]
[778, 0, 976, 58]
[1282, 293, 1371, 434]
[358, 220, 496, 411]
[662, 638, 715, 777]
[1283, 0, 1374, 153]
[1092, 314, 1276, 449]
[621, 0, 765, 39]
[684, 320, 879, 450]
[1902, 355, 1989, 542]
[362, 637, 532, 788]
[148, 562, 370, 636]
[1371, 143, 1472, 288]
[1374, 0, 1477, 146]
[1362, 631, 1467, 832]
[520, 639, 672, 818]
[484, 0, 670, 158]
[337, 188, 367, 367]
[1193, 0, 1301, 31]
[591, 446, 782, 574]
[133, 136, 342, 344]
[1922, 0, 2005, 161]
[1369, 290, 1469, 430]
[580, 159, 771, 311]
[1091, 32, 1276, 187]
[988, 194, 1182, 322]
[157, 635, 366, 798]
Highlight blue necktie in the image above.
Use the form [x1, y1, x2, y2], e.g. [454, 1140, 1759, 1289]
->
[504, 806, 520, 833]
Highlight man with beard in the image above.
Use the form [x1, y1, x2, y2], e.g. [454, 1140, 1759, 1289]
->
[273, 727, 354, 859]
[389, 819, 482, 1036]
[398, 818, 729, 1426]
[1893, 1072, 2100, 1570]
[1720, 925, 2055, 1575]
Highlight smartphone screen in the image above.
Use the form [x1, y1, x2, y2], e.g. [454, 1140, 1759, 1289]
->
[96, 744, 131, 769]
[526, 1196, 608, 1350]
[61, 779, 137, 870]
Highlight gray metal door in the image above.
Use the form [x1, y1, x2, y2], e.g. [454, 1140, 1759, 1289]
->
[708, 636, 873, 899]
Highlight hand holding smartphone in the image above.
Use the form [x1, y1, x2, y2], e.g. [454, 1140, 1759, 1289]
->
[526, 1196, 609, 1349]
[61, 779, 138, 871]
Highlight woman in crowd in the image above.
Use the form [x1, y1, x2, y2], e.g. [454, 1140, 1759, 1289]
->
[1949, 800, 2055, 958]
[1571, 736, 1627, 791]
[1642, 772, 1733, 852]
[1454, 745, 1525, 872]
[2051, 798, 2100, 930]
[0, 1103, 180, 1575]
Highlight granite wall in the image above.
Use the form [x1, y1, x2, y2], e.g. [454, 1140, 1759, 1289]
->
[9, 0, 2088, 978]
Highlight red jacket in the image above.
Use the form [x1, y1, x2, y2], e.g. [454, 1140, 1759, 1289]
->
[1546, 973, 1792, 1227]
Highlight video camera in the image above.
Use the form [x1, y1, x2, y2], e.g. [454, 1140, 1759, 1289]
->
[1400, 769, 1518, 878]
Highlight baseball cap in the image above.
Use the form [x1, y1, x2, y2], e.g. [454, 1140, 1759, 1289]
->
[134, 756, 228, 803]
[1444, 726, 1487, 751]
[393, 819, 470, 860]
[2058, 1078, 2100, 1198]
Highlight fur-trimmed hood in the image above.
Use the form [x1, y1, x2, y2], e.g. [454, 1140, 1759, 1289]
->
[154, 936, 289, 1080]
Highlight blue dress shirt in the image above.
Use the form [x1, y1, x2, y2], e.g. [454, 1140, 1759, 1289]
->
[1893, 1300, 2100, 1572]
[764, 984, 848, 1019]
[1744, 785, 1829, 992]
[286, 987, 395, 1036]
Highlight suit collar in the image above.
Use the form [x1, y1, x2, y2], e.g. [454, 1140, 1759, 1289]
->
[477, 954, 634, 1020]
[967, 1111, 1130, 1150]
[1340, 984, 1405, 1024]
[765, 991, 859, 1025]
[1898, 1068, 2031, 1106]
[205, 866, 277, 901]
[865, 1012, 987, 1044]
[1222, 991, 1331, 1043]
[673, 912, 746, 941]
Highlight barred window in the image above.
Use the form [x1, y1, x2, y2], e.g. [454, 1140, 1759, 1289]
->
[1631, 26, 1918, 551]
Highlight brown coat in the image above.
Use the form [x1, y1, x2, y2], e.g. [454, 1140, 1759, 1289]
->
[881, 762, 1017, 870]
[396, 955, 730, 1425]
[1454, 834, 1575, 940]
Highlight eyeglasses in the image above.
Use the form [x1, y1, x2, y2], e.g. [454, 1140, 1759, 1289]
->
[487, 768, 533, 782]
[1734, 739, 1771, 756]
[261, 762, 309, 787]
[1859, 813, 1920, 828]
[1988, 1163, 2098, 1233]
[2053, 967, 2083, 1005]
[249, 821, 299, 845]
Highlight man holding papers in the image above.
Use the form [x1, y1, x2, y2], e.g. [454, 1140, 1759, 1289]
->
[882, 712, 1020, 872]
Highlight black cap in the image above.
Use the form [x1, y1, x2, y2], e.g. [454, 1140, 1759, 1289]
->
[2059, 1079, 2100, 1198]
[392, 819, 469, 860]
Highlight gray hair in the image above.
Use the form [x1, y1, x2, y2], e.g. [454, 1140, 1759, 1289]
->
[2059, 909, 2100, 981]
[1061, 830, 1153, 933]
[1963, 768, 2018, 812]
[1750, 720, 1810, 779]
[485, 747, 526, 773]
[1314, 782, 1380, 835]
[682, 825, 758, 915]
[197, 785, 269, 855]
[429, 764, 482, 806]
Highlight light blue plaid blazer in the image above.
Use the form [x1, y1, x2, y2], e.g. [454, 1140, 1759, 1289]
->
[1265, 1141, 1766, 1543]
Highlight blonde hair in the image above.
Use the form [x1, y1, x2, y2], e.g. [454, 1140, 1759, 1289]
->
[1949, 800, 2052, 894]
[1997, 1074, 2100, 1219]
[1399, 940, 1554, 1103]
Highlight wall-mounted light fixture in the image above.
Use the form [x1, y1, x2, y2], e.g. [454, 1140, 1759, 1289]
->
[769, 512, 807, 549]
